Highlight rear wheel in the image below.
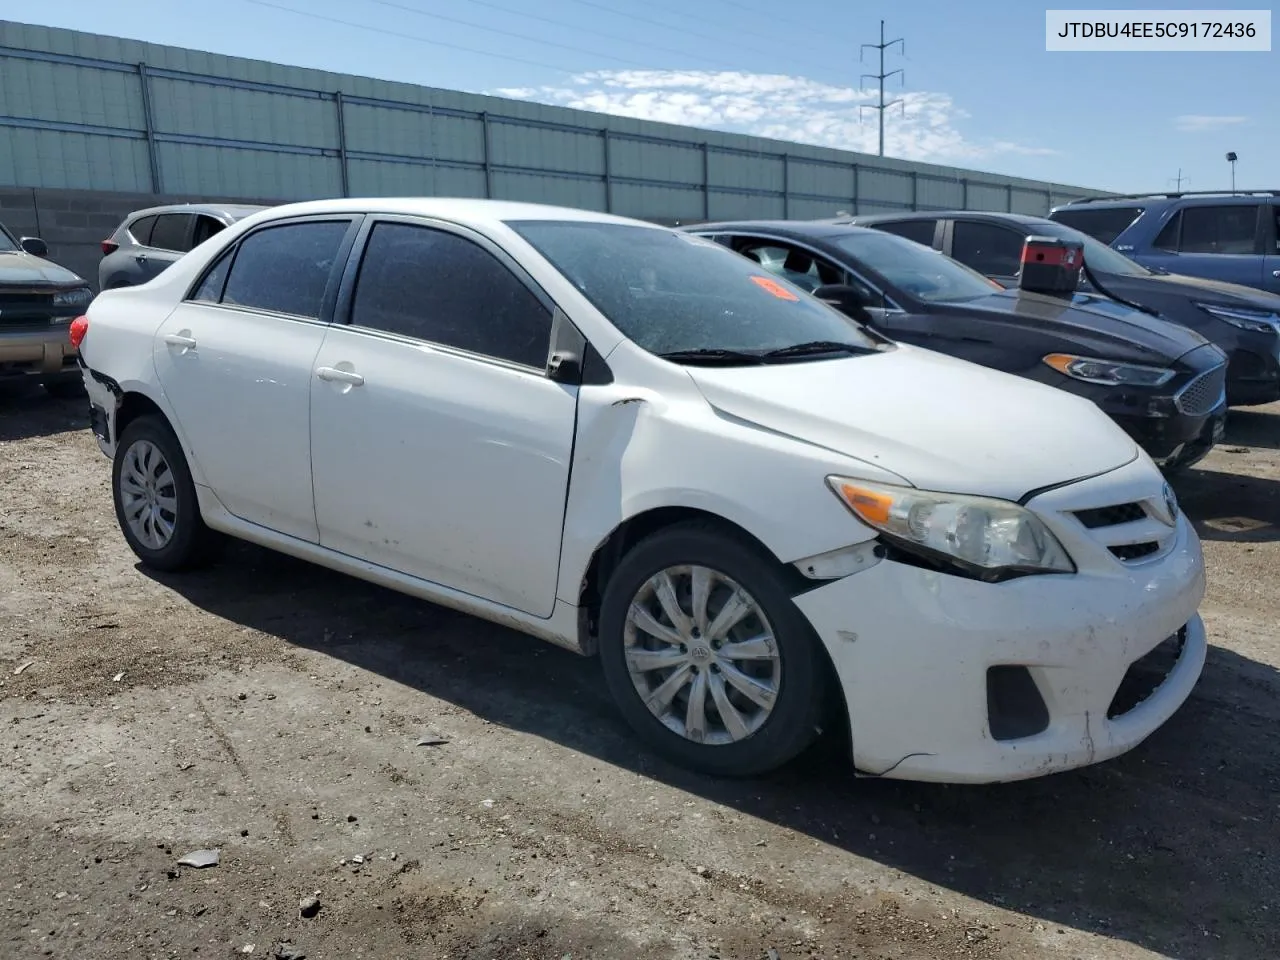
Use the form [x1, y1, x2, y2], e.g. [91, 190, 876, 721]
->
[112, 415, 222, 571]
[599, 521, 827, 777]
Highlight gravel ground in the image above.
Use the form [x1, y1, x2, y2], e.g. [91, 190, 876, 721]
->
[1, 382, 1277, 960]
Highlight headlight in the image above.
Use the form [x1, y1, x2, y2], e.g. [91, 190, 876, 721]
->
[53, 286, 93, 307]
[1194, 301, 1280, 334]
[1042, 353, 1175, 387]
[827, 477, 1075, 581]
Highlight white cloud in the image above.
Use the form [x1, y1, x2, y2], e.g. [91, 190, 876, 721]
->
[491, 70, 1057, 163]
[1174, 114, 1249, 132]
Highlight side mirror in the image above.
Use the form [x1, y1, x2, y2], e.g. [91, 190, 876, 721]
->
[20, 236, 49, 258]
[547, 350, 581, 384]
[812, 284, 873, 322]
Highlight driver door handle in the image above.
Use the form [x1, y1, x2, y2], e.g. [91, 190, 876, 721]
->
[316, 366, 365, 387]
[163, 333, 197, 350]
[1273, 270, 1280, 278]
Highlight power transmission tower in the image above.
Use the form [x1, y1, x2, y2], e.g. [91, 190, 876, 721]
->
[860, 19, 904, 157]
[1170, 168, 1188, 191]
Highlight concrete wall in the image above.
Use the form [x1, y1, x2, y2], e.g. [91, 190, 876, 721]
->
[0, 20, 1111, 227]
[0, 185, 269, 290]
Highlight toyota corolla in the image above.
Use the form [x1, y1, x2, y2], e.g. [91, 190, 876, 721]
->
[72, 199, 1207, 783]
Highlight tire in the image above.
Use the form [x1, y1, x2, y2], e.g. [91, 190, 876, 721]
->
[598, 520, 828, 777]
[43, 374, 85, 399]
[112, 415, 222, 571]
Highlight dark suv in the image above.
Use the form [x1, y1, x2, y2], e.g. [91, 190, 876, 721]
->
[99, 203, 267, 290]
[1047, 191, 1280, 296]
[850, 210, 1280, 407]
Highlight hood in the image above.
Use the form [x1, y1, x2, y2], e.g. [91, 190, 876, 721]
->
[0, 250, 85, 286]
[686, 345, 1138, 501]
[1139, 270, 1280, 310]
[934, 289, 1209, 363]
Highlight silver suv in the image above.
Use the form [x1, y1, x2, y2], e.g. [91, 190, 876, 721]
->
[99, 203, 267, 291]
[0, 221, 94, 398]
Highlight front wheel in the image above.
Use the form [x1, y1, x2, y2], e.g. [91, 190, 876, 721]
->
[598, 521, 827, 777]
[111, 415, 222, 571]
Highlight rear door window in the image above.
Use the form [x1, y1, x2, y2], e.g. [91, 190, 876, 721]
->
[951, 221, 1025, 277]
[873, 219, 938, 247]
[220, 220, 350, 320]
[1177, 205, 1260, 254]
[1048, 206, 1144, 244]
[148, 214, 195, 253]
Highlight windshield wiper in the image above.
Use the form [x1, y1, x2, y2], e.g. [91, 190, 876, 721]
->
[760, 340, 875, 360]
[658, 348, 767, 366]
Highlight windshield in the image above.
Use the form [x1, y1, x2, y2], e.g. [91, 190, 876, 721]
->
[508, 221, 883, 359]
[1026, 220, 1152, 277]
[831, 230, 998, 303]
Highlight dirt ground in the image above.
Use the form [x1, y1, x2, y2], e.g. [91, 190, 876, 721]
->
[1, 381, 1277, 960]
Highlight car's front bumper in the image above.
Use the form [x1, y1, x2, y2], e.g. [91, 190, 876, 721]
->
[793, 455, 1206, 784]
[0, 324, 78, 378]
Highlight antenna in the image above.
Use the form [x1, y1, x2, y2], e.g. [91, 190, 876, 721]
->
[859, 19, 905, 158]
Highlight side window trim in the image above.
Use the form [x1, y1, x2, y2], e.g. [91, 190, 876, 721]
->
[180, 215, 363, 324]
[331, 213, 567, 375]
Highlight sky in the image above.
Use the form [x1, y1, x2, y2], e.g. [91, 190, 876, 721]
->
[10, 0, 1276, 193]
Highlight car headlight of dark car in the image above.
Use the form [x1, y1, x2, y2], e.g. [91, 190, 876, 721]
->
[1194, 301, 1280, 334]
[1042, 353, 1176, 387]
[52, 286, 94, 308]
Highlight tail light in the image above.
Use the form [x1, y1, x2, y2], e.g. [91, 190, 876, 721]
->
[101, 239, 118, 255]
[69, 315, 89, 349]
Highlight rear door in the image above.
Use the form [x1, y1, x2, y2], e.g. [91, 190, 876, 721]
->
[152, 216, 359, 542]
[1143, 203, 1267, 289]
[309, 216, 577, 618]
[945, 219, 1026, 287]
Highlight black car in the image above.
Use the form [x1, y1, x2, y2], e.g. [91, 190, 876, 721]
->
[681, 221, 1227, 472]
[848, 210, 1280, 407]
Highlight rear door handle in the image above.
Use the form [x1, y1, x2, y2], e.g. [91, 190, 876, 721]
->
[316, 366, 365, 387]
[163, 333, 197, 350]
[1272, 270, 1280, 278]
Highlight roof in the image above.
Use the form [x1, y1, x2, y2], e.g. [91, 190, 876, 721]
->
[127, 202, 270, 220]
[247, 197, 657, 229]
[851, 211, 1054, 227]
[685, 219, 874, 238]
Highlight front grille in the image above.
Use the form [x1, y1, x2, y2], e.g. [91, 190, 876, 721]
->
[1107, 628, 1187, 719]
[1175, 365, 1227, 416]
[1110, 542, 1160, 561]
[0, 290, 55, 325]
[1074, 502, 1145, 528]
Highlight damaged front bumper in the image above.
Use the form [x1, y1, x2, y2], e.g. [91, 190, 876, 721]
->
[792, 460, 1207, 784]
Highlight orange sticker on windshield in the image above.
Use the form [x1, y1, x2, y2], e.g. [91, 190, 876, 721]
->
[750, 275, 799, 301]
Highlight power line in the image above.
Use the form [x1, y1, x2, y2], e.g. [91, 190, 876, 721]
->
[557, 0, 794, 66]
[401, 0, 762, 72]
[245, 0, 580, 73]
[858, 19, 905, 158]
[366, 0, 657, 69]
[632, 0, 813, 49]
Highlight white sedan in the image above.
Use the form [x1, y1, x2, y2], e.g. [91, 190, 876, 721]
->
[72, 198, 1207, 783]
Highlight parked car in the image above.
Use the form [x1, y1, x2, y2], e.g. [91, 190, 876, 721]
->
[99, 203, 268, 290]
[1047, 191, 1280, 296]
[74, 198, 1206, 784]
[683, 221, 1227, 472]
[849, 210, 1280, 407]
[0, 220, 94, 397]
